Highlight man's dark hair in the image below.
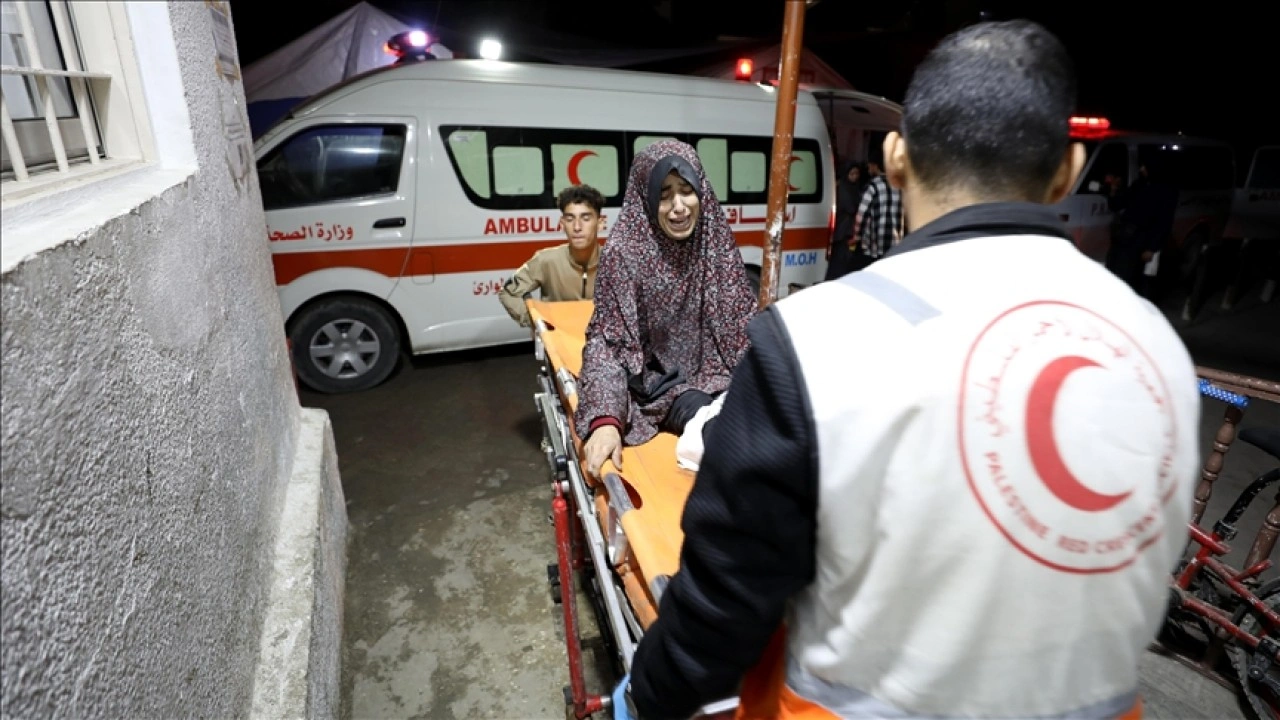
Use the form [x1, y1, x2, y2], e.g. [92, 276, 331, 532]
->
[902, 19, 1077, 199]
[557, 184, 605, 214]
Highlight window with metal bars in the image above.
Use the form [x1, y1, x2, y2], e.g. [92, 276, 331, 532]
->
[1, 0, 108, 183]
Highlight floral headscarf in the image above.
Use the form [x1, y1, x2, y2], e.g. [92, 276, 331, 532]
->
[574, 140, 757, 445]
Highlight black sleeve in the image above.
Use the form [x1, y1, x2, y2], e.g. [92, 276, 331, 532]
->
[628, 307, 820, 720]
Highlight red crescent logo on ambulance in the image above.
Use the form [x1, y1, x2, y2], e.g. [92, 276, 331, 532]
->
[787, 154, 802, 191]
[1026, 355, 1132, 512]
[568, 150, 597, 185]
[957, 301, 1178, 574]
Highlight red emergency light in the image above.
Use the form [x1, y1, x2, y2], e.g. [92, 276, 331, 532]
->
[1069, 115, 1111, 137]
[734, 58, 754, 82]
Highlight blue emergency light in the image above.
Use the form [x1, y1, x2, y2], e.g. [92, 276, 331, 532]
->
[385, 29, 436, 65]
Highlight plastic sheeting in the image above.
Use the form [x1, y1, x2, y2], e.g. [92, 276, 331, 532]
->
[242, 2, 450, 138]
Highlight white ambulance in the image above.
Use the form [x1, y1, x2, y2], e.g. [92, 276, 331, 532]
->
[253, 59, 901, 393]
[1224, 145, 1279, 243]
[1053, 116, 1236, 301]
[1220, 145, 1279, 309]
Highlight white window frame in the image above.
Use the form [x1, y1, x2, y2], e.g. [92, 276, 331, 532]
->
[1, 0, 156, 201]
[2, 1, 197, 274]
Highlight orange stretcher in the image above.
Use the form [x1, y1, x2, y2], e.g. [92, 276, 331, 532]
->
[528, 299, 736, 719]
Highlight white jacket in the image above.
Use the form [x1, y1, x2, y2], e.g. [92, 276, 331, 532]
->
[779, 232, 1199, 716]
[625, 203, 1201, 720]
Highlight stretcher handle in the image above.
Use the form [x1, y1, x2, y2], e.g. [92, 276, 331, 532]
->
[532, 318, 547, 364]
[533, 312, 579, 400]
[1199, 378, 1250, 409]
[603, 473, 673, 605]
[602, 472, 635, 517]
[649, 574, 670, 605]
[557, 367, 578, 399]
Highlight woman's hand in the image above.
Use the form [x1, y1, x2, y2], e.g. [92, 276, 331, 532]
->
[584, 425, 623, 479]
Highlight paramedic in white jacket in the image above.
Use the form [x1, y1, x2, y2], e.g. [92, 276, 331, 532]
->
[615, 19, 1201, 720]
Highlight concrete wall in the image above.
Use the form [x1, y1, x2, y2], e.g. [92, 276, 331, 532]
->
[251, 408, 346, 719]
[1, 2, 342, 718]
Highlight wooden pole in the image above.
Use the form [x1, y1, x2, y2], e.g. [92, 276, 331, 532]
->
[758, 0, 807, 309]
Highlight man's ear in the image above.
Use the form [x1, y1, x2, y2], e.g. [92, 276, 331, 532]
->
[1047, 142, 1087, 204]
[884, 132, 909, 191]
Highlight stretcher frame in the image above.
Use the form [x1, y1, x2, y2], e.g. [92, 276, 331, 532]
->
[529, 300, 738, 719]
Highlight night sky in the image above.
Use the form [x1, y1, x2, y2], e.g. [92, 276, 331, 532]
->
[228, 0, 1273, 170]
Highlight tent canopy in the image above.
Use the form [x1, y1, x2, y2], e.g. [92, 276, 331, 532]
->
[242, 2, 450, 138]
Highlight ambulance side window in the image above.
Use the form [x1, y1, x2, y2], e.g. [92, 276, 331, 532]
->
[1139, 143, 1234, 191]
[443, 125, 627, 210]
[493, 146, 544, 196]
[695, 135, 823, 205]
[731, 150, 767, 193]
[551, 144, 620, 197]
[437, 126, 823, 209]
[1248, 148, 1280, 189]
[447, 130, 492, 199]
[789, 149, 818, 195]
[696, 138, 729, 199]
[1077, 142, 1127, 195]
[258, 124, 406, 210]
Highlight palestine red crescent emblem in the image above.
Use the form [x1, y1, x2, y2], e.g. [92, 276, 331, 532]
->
[957, 300, 1179, 574]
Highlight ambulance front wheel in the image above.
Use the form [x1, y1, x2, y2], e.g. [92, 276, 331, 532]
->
[288, 296, 402, 394]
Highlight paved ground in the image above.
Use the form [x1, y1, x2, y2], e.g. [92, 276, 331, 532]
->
[306, 344, 575, 719]
[304, 283, 1279, 720]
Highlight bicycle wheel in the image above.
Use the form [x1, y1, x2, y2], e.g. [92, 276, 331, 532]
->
[1231, 579, 1280, 720]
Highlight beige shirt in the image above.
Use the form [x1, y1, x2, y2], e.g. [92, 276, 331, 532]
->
[498, 242, 600, 327]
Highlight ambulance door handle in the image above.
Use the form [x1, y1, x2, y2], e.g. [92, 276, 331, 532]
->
[373, 217, 406, 229]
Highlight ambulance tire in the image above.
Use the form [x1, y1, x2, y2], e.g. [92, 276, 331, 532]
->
[289, 297, 401, 394]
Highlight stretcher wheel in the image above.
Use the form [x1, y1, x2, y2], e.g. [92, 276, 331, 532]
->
[561, 686, 594, 720]
[548, 563, 563, 605]
[1230, 579, 1280, 720]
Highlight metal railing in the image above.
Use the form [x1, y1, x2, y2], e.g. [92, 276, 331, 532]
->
[0, 0, 107, 182]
